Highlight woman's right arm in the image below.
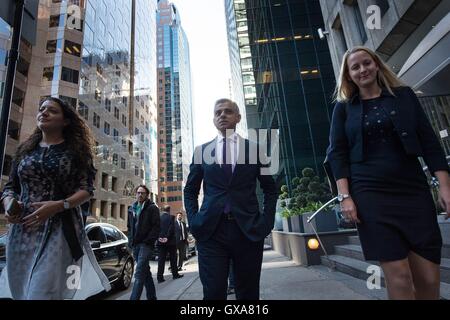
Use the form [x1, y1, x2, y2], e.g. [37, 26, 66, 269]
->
[327, 103, 360, 223]
[1, 160, 22, 223]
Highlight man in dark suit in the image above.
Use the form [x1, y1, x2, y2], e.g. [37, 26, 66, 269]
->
[156, 205, 184, 283]
[175, 211, 189, 271]
[127, 185, 160, 300]
[184, 98, 279, 300]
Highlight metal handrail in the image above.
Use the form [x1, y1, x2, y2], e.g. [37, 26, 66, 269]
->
[305, 196, 338, 270]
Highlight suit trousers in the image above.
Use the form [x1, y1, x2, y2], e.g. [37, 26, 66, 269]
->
[177, 241, 187, 269]
[197, 214, 264, 300]
[157, 244, 178, 279]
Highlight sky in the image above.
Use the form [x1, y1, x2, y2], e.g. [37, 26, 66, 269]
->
[170, 0, 231, 146]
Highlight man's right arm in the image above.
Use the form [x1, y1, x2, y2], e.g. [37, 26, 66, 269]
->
[183, 146, 203, 223]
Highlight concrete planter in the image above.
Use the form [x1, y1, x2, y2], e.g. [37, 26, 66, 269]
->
[281, 216, 291, 232]
[301, 210, 338, 234]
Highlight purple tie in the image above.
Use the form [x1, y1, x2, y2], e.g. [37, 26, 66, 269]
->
[222, 138, 232, 213]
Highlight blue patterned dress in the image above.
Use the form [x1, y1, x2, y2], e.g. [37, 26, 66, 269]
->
[0, 142, 111, 299]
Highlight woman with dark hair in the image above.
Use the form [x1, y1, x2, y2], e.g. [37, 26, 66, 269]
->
[328, 46, 450, 299]
[0, 97, 110, 299]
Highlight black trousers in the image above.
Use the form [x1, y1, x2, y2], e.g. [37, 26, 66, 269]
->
[197, 215, 264, 300]
[177, 241, 187, 268]
[157, 244, 178, 279]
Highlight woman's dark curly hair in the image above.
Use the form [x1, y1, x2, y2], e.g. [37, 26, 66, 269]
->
[14, 97, 96, 171]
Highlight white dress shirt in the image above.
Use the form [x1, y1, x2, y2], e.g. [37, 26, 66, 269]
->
[216, 131, 240, 173]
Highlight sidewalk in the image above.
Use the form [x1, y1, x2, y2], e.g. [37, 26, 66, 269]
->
[113, 248, 386, 300]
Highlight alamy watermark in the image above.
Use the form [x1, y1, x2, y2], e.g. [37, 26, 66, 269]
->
[366, 264, 382, 290]
[66, 265, 81, 290]
[366, 5, 382, 30]
[184, 129, 280, 176]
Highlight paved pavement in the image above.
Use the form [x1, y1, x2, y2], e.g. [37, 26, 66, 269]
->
[105, 248, 386, 300]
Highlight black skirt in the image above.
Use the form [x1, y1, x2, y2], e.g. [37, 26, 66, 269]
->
[350, 97, 442, 264]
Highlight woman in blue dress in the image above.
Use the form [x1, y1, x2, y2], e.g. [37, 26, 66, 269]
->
[0, 97, 110, 299]
[328, 46, 450, 299]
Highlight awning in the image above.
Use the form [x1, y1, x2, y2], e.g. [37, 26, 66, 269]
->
[398, 13, 450, 96]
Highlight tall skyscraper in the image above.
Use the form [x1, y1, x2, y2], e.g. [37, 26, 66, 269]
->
[156, 0, 194, 214]
[225, 0, 336, 189]
[0, 0, 159, 231]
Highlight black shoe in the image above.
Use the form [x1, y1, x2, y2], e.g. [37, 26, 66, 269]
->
[178, 267, 183, 271]
[173, 274, 184, 280]
[227, 287, 235, 295]
[157, 278, 165, 283]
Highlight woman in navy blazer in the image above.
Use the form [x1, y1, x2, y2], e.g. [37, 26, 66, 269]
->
[327, 46, 450, 300]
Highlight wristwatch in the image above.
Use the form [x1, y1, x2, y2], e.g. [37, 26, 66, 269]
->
[337, 194, 351, 202]
[63, 199, 70, 210]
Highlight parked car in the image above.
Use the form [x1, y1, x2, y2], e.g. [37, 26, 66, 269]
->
[0, 223, 134, 291]
[85, 223, 134, 290]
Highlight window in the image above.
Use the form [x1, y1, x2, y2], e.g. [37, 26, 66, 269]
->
[120, 205, 126, 220]
[49, 15, 62, 28]
[120, 157, 126, 169]
[114, 107, 119, 119]
[122, 114, 127, 126]
[112, 154, 118, 166]
[43, 67, 54, 81]
[105, 98, 111, 112]
[101, 173, 108, 189]
[87, 226, 106, 243]
[102, 146, 109, 161]
[95, 89, 102, 103]
[12, 87, 25, 107]
[93, 112, 100, 128]
[111, 176, 118, 192]
[17, 57, 29, 77]
[103, 226, 120, 242]
[61, 66, 79, 84]
[113, 128, 119, 142]
[59, 95, 77, 109]
[104, 121, 110, 135]
[7, 120, 20, 140]
[64, 40, 81, 57]
[134, 166, 139, 176]
[100, 201, 107, 218]
[78, 101, 88, 120]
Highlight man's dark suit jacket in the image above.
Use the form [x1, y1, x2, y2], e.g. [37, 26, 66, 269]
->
[127, 200, 160, 247]
[159, 212, 176, 246]
[175, 220, 189, 244]
[327, 86, 449, 180]
[183, 137, 279, 242]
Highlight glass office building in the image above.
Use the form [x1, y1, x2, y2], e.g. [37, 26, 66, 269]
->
[157, 0, 194, 213]
[225, 0, 336, 189]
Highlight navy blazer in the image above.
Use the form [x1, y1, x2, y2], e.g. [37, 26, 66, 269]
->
[327, 86, 449, 180]
[183, 137, 279, 242]
[158, 212, 176, 246]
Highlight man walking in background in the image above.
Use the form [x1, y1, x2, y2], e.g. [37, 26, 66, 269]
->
[157, 205, 184, 283]
[127, 185, 160, 300]
[175, 211, 189, 271]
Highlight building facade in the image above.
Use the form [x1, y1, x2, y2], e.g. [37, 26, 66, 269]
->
[0, 0, 159, 231]
[157, 0, 194, 214]
[319, 0, 450, 155]
[225, 0, 336, 189]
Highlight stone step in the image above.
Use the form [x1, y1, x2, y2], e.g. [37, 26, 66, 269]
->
[335, 244, 450, 283]
[321, 254, 450, 299]
[347, 236, 360, 246]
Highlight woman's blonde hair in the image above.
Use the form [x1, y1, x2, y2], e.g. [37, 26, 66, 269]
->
[334, 46, 404, 102]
